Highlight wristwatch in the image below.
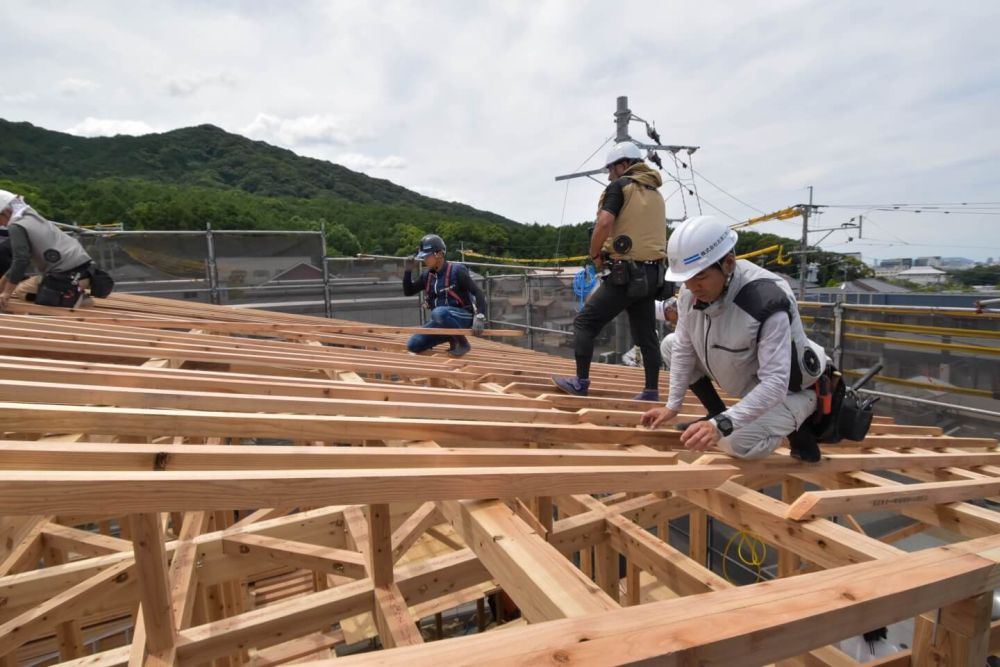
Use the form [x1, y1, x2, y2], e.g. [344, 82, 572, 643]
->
[711, 414, 734, 437]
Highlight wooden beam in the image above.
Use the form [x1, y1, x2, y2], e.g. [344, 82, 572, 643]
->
[0, 464, 738, 514]
[605, 512, 730, 596]
[0, 441, 675, 471]
[246, 629, 343, 667]
[324, 533, 1000, 666]
[0, 378, 586, 425]
[549, 494, 692, 555]
[834, 471, 1000, 540]
[0, 357, 546, 409]
[42, 522, 132, 557]
[701, 449, 1000, 475]
[436, 498, 619, 622]
[0, 515, 50, 576]
[222, 533, 367, 579]
[678, 480, 902, 567]
[0, 401, 691, 448]
[0, 560, 134, 656]
[787, 477, 1000, 521]
[175, 579, 372, 664]
[171, 535, 487, 663]
[41, 318, 524, 336]
[391, 503, 441, 564]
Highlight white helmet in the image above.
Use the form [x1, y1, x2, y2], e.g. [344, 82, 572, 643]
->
[604, 141, 643, 168]
[664, 215, 738, 282]
[0, 189, 15, 212]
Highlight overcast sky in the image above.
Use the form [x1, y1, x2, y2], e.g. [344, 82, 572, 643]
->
[3, 0, 999, 263]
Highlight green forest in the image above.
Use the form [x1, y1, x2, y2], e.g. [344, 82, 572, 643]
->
[0, 118, 870, 283]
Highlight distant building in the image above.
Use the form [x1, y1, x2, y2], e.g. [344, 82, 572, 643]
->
[896, 266, 948, 285]
[938, 257, 977, 270]
[874, 260, 909, 279]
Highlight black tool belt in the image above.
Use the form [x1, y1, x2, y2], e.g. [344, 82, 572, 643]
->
[604, 258, 666, 299]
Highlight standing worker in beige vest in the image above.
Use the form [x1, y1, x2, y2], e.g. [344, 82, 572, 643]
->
[552, 142, 668, 400]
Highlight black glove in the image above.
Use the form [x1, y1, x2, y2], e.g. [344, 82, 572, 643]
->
[472, 313, 486, 336]
[403, 256, 417, 272]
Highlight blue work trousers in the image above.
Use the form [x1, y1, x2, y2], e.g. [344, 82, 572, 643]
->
[406, 306, 473, 353]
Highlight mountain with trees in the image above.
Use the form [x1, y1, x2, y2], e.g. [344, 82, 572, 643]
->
[0, 118, 868, 282]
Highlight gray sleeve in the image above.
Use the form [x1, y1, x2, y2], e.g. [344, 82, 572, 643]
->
[4, 225, 32, 284]
[722, 312, 792, 430]
[665, 307, 697, 411]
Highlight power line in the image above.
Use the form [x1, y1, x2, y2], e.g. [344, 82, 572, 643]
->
[824, 201, 1000, 208]
[572, 134, 615, 173]
[693, 193, 743, 224]
[690, 168, 765, 215]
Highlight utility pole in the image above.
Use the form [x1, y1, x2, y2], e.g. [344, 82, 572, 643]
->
[798, 186, 813, 299]
[614, 96, 631, 142]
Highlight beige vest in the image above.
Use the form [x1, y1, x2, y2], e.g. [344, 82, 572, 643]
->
[600, 164, 667, 261]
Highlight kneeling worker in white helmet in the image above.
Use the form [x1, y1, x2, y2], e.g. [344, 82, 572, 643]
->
[640, 215, 826, 461]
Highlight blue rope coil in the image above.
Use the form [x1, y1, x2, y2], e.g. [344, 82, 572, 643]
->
[572, 265, 598, 311]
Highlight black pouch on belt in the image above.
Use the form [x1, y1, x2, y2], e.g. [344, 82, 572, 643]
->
[35, 273, 82, 308]
[626, 261, 648, 299]
[608, 260, 630, 286]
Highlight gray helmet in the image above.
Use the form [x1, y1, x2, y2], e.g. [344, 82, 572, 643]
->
[415, 233, 446, 259]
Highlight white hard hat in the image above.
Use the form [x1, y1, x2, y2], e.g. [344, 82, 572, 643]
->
[0, 190, 15, 212]
[604, 142, 643, 168]
[664, 215, 738, 282]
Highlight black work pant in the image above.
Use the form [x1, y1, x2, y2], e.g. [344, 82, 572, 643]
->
[573, 263, 662, 390]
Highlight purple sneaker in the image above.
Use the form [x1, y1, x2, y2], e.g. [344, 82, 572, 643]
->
[632, 389, 659, 402]
[552, 375, 590, 396]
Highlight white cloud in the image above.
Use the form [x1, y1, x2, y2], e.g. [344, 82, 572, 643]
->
[65, 117, 157, 137]
[54, 78, 97, 96]
[164, 72, 236, 97]
[0, 91, 35, 104]
[242, 113, 359, 147]
[334, 153, 408, 172]
[3, 0, 1000, 261]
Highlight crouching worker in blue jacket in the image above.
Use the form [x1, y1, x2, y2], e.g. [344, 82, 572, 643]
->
[640, 216, 828, 462]
[402, 234, 487, 357]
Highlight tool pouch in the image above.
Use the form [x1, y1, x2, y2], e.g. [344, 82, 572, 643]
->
[625, 261, 649, 299]
[89, 266, 115, 298]
[835, 391, 875, 442]
[34, 272, 82, 308]
[608, 260, 630, 287]
[812, 367, 875, 443]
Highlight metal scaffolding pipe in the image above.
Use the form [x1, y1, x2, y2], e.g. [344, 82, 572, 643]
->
[858, 389, 1000, 419]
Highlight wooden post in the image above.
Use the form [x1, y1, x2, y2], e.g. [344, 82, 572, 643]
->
[368, 504, 393, 587]
[688, 509, 707, 566]
[626, 561, 641, 606]
[594, 542, 620, 601]
[476, 598, 487, 632]
[913, 592, 992, 666]
[129, 512, 177, 660]
[536, 496, 554, 536]
[44, 547, 86, 660]
[779, 478, 805, 578]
